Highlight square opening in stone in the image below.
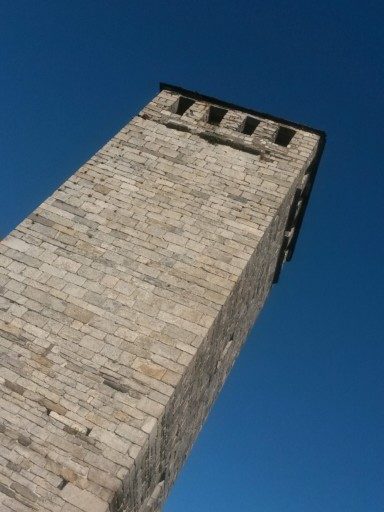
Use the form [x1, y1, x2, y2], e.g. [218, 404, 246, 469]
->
[240, 116, 260, 135]
[207, 105, 228, 125]
[172, 96, 195, 116]
[275, 126, 295, 146]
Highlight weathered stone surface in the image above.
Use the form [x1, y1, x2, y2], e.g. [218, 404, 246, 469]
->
[0, 84, 324, 512]
[61, 484, 108, 512]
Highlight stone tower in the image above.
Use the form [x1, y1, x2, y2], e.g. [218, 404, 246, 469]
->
[0, 84, 325, 512]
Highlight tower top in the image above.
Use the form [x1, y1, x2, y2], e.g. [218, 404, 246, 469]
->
[160, 83, 326, 137]
[157, 83, 325, 267]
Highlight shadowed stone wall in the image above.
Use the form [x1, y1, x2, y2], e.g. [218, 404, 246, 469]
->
[0, 85, 324, 512]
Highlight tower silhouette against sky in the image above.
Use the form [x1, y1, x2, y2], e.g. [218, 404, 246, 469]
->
[0, 84, 325, 512]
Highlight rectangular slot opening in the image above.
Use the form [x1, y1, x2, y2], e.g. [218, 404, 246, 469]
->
[275, 126, 295, 146]
[240, 116, 260, 135]
[207, 105, 227, 126]
[58, 479, 68, 490]
[172, 96, 195, 116]
[285, 188, 302, 231]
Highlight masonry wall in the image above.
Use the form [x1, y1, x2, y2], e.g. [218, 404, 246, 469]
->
[0, 86, 322, 512]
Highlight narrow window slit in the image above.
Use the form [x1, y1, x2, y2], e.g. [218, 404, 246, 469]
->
[275, 126, 295, 147]
[241, 116, 260, 135]
[207, 105, 228, 125]
[85, 427, 92, 436]
[58, 478, 68, 490]
[172, 96, 195, 116]
[273, 235, 290, 283]
[285, 188, 302, 231]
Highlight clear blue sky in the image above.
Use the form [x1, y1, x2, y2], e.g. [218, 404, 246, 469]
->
[1, 2, 383, 511]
